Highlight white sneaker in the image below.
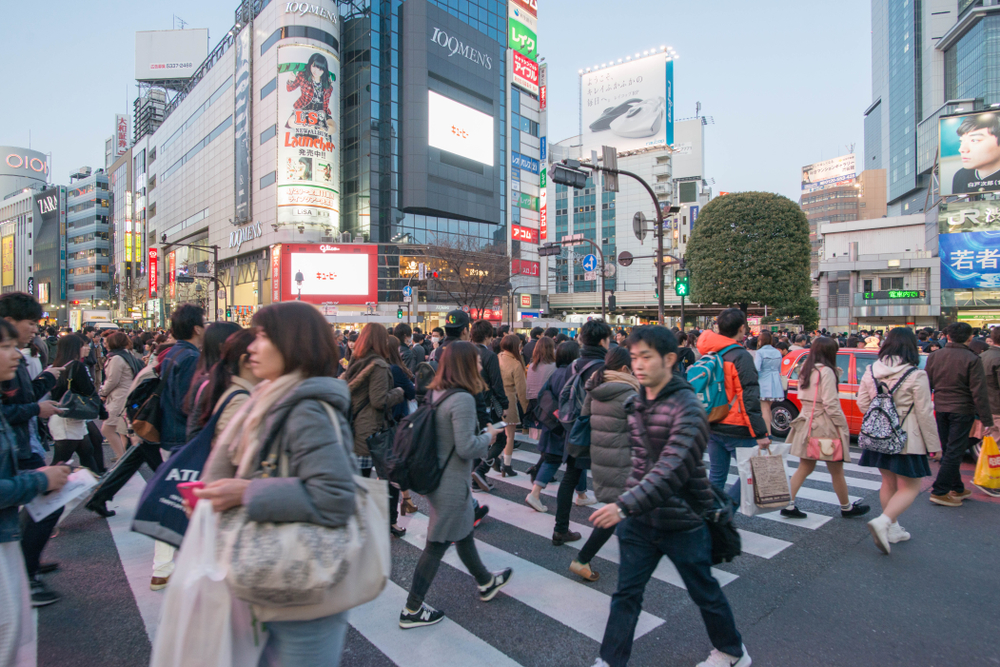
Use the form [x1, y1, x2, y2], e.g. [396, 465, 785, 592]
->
[867, 514, 891, 555]
[696, 644, 751, 667]
[574, 492, 597, 506]
[587, 660, 610, 667]
[525, 493, 547, 513]
[887, 522, 910, 543]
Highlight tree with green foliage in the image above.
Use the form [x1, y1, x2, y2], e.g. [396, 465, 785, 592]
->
[686, 191, 815, 324]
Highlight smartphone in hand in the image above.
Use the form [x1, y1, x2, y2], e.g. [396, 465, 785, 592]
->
[177, 481, 205, 508]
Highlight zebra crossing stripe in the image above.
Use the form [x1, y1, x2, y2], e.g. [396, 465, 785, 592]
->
[401, 513, 665, 641]
[349, 579, 525, 667]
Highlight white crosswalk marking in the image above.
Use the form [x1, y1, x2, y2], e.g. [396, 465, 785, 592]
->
[401, 513, 665, 641]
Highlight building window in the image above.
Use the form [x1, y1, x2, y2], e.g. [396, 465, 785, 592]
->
[260, 77, 277, 100]
[260, 124, 277, 144]
[863, 279, 873, 293]
[880, 277, 904, 290]
[260, 171, 276, 189]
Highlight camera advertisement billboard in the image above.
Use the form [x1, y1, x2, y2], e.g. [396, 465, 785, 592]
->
[276, 44, 341, 231]
[940, 111, 1000, 196]
[801, 154, 855, 193]
[580, 55, 671, 154]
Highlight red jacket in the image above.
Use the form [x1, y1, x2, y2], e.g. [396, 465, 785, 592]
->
[697, 330, 768, 439]
[287, 72, 333, 115]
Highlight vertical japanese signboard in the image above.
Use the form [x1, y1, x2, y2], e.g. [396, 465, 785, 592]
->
[539, 166, 547, 240]
[276, 44, 340, 232]
[115, 115, 130, 158]
[1, 236, 13, 287]
[234, 24, 252, 223]
[271, 244, 281, 304]
[511, 50, 539, 95]
[148, 248, 158, 296]
[168, 251, 176, 299]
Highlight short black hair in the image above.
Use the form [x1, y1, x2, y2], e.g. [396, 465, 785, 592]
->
[580, 319, 612, 347]
[544, 327, 560, 338]
[530, 327, 544, 339]
[470, 319, 494, 344]
[0, 292, 42, 322]
[716, 308, 746, 338]
[555, 340, 580, 367]
[432, 327, 444, 337]
[0, 319, 18, 342]
[946, 321, 972, 344]
[170, 303, 205, 341]
[878, 327, 920, 367]
[627, 325, 678, 357]
[394, 323, 412, 340]
[957, 112, 1000, 145]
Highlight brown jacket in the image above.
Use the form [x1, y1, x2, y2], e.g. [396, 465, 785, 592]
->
[786, 365, 851, 461]
[498, 351, 528, 425]
[925, 342, 993, 425]
[979, 345, 1000, 416]
[345, 354, 403, 457]
[856, 358, 941, 455]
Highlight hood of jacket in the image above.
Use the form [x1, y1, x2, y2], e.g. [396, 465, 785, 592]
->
[344, 354, 388, 387]
[871, 356, 916, 381]
[697, 329, 740, 356]
[640, 373, 695, 406]
[586, 369, 641, 398]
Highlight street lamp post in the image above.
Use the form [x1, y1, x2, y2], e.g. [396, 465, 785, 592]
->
[159, 235, 221, 321]
[295, 271, 304, 301]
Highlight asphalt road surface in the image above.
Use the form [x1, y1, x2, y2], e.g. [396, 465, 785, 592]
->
[35, 436, 998, 667]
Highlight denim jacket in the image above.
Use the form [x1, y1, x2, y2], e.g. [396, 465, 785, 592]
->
[0, 413, 47, 542]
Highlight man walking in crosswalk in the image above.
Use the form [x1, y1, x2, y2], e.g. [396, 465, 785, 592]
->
[588, 326, 750, 667]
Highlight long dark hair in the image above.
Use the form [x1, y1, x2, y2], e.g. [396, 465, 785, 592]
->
[879, 327, 920, 367]
[500, 334, 524, 368]
[184, 322, 242, 415]
[427, 341, 486, 395]
[53, 334, 88, 368]
[306, 52, 332, 89]
[555, 340, 580, 368]
[799, 336, 839, 389]
[196, 329, 256, 428]
[386, 335, 415, 380]
[593, 345, 632, 386]
[530, 336, 555, 370]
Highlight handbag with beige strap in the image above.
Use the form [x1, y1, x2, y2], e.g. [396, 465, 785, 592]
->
[217, 401, 391, 622]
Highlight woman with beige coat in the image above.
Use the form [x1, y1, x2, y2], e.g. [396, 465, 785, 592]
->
[857, 327, 941, 554]
[99, 332, 144, 459]
[498, 334, 528, 475]
[783, 337, 871, 520]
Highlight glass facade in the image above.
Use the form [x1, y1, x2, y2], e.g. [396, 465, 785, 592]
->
[886, 0, 921, 203]
[945, 15, 1000, 108]
[864, 100, 882, 170]
[66, 174, 111, 301]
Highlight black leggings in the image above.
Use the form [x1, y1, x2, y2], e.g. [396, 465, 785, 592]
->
[87, 421, 106, 473]
[362, 467, 400, 526]
[406, 530, 491, 610]
[577, 524, 616, 564]
[52, 437, 98, 473]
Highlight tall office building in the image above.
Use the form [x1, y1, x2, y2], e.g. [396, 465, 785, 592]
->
[66, 168, 111, 310]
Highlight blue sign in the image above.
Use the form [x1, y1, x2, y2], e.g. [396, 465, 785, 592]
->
[511, 167, 521, 181]
[402, 285, 412, 297]
[666, 60, 674, 145]
[540, 137, 547, 162]
[582, 254, 598, 272]
[511, 151, 540, 174]
[690, 205, 699, 230]
[940, 231, 1000, 288]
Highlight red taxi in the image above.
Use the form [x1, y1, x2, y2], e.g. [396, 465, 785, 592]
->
[771, 348, 927, 439]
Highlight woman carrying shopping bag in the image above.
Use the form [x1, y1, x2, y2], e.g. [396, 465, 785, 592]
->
[782, 336, 870, 520]
[856, 327, 941, 553]
[196, 302, 360, 666]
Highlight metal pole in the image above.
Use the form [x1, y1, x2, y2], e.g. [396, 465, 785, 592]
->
[213, 245, 219, 321]
[681, 294, 685, 331]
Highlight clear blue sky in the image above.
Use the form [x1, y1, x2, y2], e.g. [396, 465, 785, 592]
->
[0, 0, 870, 202]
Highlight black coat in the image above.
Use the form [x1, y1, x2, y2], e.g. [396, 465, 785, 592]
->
[476, 343, 507, 428]
[617, 375, 713, 533]
[0, 358, 57, 461]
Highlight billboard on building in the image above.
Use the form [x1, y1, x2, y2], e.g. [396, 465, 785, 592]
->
[511, 51, 539, 95]
[508, 17, 537, 60]
[580, 55, 670, 154]
[1, 236, 13, 287]
[234, 25, 252, 223]
[148, 248, 158, 296]
[539, 63, 547, 111]
[940, 230, 1000, 289]
[940, 200, 1000, 234]
[276, 44, 341, 231]
[1, 147, 48, 183]
[115, 115, 130, 158]
[801, 154, 855, 193]
[940, 111, 1000, 196]
[428, 91, 494, 165]
[508, 0, 536, 31]
[135, 29, 208, 81]
[278, 244, 377, 304]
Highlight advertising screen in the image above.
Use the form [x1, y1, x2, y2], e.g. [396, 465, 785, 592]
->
[511, 51, 539, 95]
[276, 44, 341, 230]
[280, 244, 377, 304]
[581, 55, 670, 154]
[1, 236, 12, 287]
[940, 111, 1000, 196]
[801, 154, 855, 193]
[134, 29, 209, 81]
[940, 230, 1000, 289]
[940, 200, 1000, 234]
[428, 91, 494, 165]
[148, 248, 159, 296]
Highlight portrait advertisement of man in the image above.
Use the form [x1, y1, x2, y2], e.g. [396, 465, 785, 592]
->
[941, 111, 1000, 196]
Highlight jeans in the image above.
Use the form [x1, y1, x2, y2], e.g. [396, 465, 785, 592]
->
[932, 412, 977, 496]
[259, 611, 349, 667]
[406, 530, 491, 610]
[577, 524, 616, 564]
[554, 455, 585, 534]
[708, 433, 758, 505]
[600, 519, 743, 667]
[535, 454, 588, 493]
[18, 454, 61, 578]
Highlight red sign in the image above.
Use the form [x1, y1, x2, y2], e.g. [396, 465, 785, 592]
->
[512, 259, 539, 277]
[469, 308, 503, 321]
[168, 251, 176, 299]
[148, 248, 158, 296]
[520, 293, 531, 308]
[271, 244, 281, 304]
[540, 85, 546, 111]
[539, 202, 547, 240]
[277, 244, 378, 305]
[115, 115, 129, 157]
[511, 51, 539, 95]
[511, 224, 539, 244]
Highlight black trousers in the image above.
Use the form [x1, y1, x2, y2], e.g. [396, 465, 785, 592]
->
[554, 455, 584, 534]
[406, 530, 491, 610]
[52, 438, 98, 473]
[90, 442, 163, 505]
[932, 412, 977, 496]
[18, 453, 62, 578]
[87, 421, 106, 473]
[474, 429, 508, 474]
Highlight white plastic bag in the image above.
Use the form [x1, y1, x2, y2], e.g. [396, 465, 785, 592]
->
[150, 501, 266, 667]
[735, 443, 792, 518]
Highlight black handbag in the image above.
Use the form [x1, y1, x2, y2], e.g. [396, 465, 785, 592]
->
[57, 375, 102, 420]
[704, 484, 742, 565]
[352, 396, 396, 477]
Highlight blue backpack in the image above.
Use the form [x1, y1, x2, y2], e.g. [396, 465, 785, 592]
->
[686, 344, 741, 422]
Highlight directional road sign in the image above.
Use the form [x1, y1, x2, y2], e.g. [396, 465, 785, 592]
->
[402, 285, 412, 297]
[582, 254, 598, 273]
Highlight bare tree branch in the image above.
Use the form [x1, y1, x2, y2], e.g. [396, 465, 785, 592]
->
[426, 235, 515, 314]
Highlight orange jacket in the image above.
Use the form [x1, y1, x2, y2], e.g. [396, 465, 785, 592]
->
[696, 330, 768, 439]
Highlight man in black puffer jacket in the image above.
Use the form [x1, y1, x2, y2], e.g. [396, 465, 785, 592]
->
[589, 326, 749, 667]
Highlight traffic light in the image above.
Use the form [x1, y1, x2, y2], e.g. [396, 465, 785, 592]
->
[538, 243, 561, 257]
[675, 274, 690, 297]
[226, 307, 232, 318]
[608, 294, 616, 311]
[397, 307, 403, 319]
[551, 163, 588, 190]
[431, 270, 439, 279]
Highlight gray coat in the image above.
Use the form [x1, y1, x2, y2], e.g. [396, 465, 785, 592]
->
[426, 389, 490, 542]
[583, 371, 639, 503]
[240, 377, 358, 529]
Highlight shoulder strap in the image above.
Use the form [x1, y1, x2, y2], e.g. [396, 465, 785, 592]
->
[889, 367, 917, 394]
[717, 343, 742, 358]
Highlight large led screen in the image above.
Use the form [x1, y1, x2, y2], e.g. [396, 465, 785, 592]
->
[288, 253, 370, 296]
[428, 91, 494, 166]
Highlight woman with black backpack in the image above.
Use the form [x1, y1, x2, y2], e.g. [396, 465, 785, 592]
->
[399, 341, 510, 629]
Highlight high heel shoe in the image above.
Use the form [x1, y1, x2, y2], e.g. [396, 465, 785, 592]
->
[501, 464, 518, 477]
[401, 497, 418, 516]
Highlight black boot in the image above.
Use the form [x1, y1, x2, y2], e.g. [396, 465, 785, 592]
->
[85, 500, 116, 518]
[501, 464, 518, 477]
